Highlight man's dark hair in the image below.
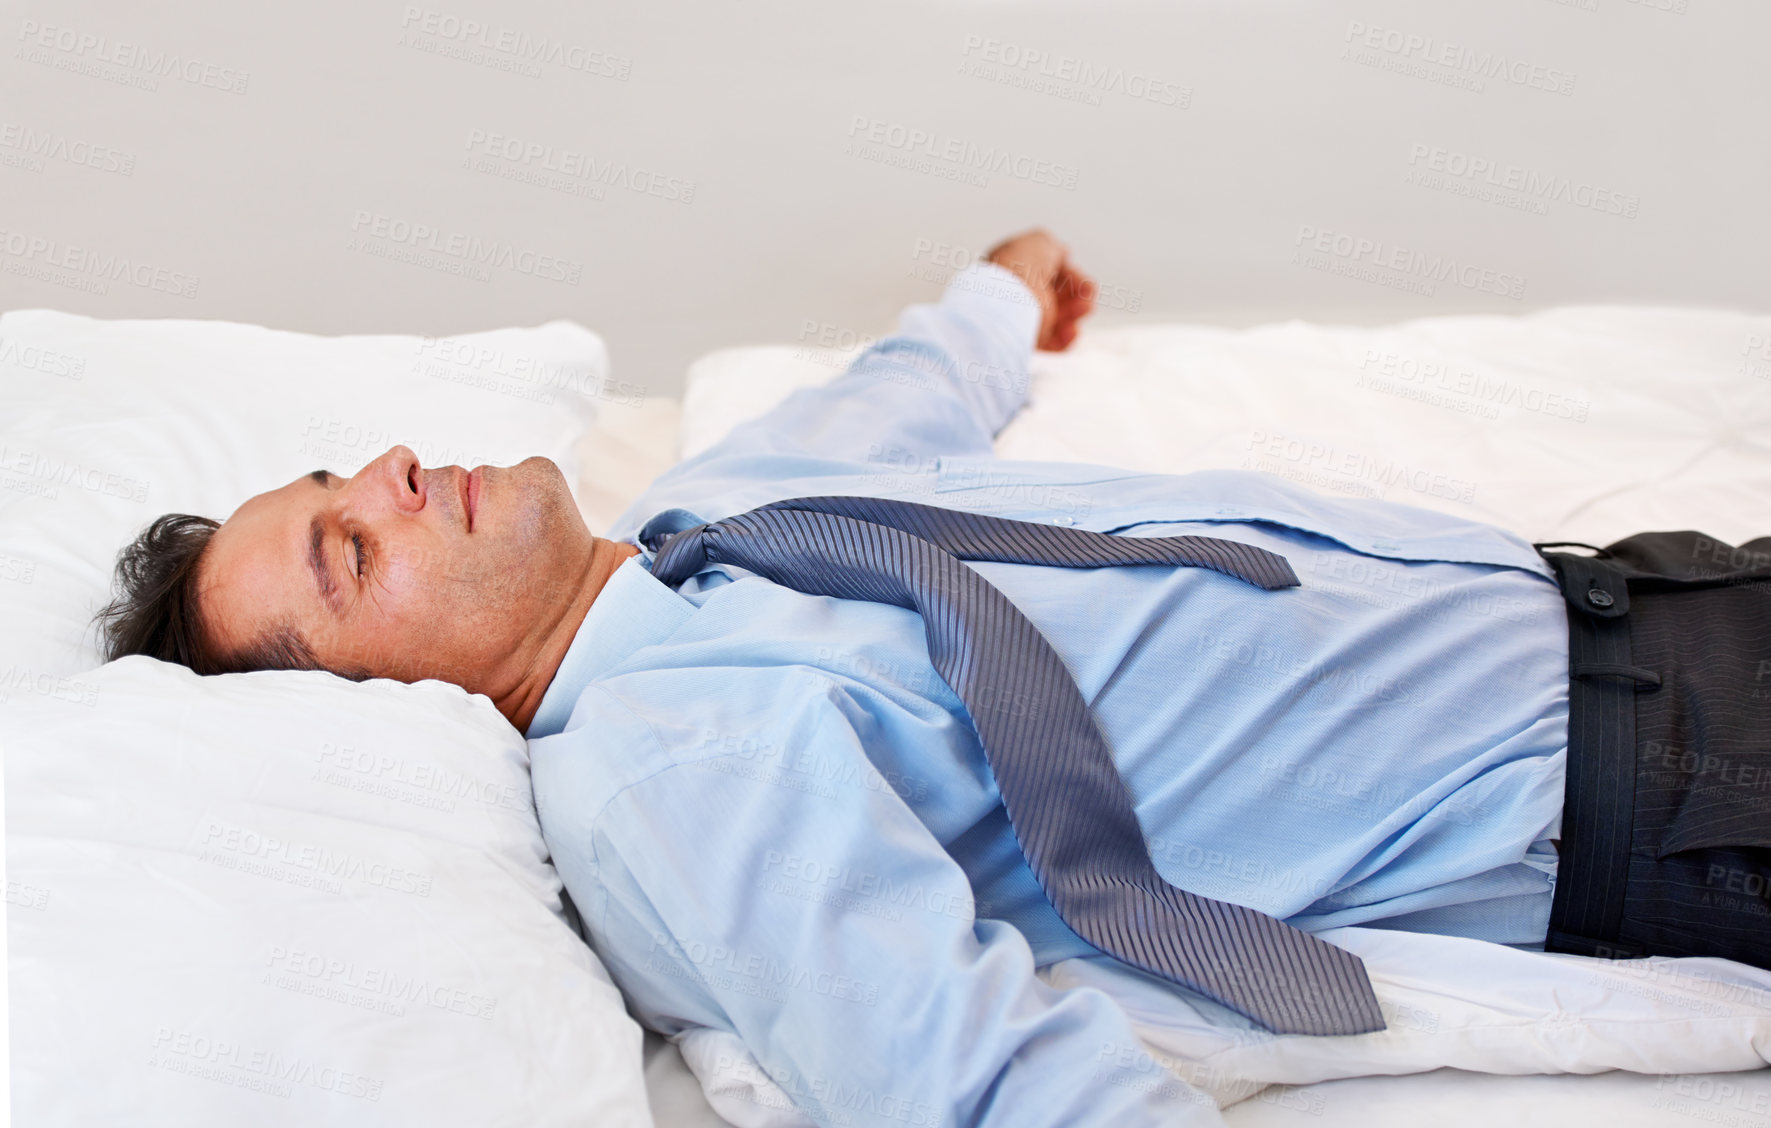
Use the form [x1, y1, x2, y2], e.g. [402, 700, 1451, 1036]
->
[95, 513, 367, 679]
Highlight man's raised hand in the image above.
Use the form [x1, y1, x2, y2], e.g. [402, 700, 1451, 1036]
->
[984, 228, 1097, 352]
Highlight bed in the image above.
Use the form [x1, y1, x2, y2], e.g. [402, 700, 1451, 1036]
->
[6, 298, 1771, 1124]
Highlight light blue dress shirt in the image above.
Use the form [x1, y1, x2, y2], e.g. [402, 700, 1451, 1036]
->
[528, 262, 1569, 1126]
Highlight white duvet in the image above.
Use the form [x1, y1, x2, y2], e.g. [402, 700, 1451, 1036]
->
[669, 305, 1771, 1123]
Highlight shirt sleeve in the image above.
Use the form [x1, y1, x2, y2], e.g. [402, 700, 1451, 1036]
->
[693, 261, 1040, 467]
[539, 682, 1226, 1128]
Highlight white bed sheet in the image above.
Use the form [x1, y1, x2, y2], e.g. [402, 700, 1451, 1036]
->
[683, 307, 1771, 549]
[640, 304, 1771, 1127]
[646, 1051, 1771, 1128]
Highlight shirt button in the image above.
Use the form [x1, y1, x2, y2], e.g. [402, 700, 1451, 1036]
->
[1054, 516, 1074, 525]
[1586, 587, 1614, 608]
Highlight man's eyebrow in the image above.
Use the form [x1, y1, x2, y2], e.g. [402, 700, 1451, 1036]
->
[309, 469, 330, 486]
[306, 473, 343, 616]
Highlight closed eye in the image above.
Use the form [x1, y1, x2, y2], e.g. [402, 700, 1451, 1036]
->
[352, 530, 368, 578]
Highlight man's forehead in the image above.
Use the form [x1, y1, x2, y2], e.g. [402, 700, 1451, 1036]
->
[203, 473, 325, 645]
[223, 470, 310, 521]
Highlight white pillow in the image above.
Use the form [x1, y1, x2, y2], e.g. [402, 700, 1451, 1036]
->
[0, 309, 611, 682]
[5, 656, 652, 1126]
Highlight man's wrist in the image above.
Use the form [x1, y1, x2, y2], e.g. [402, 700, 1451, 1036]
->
[945, 261, 1041, 311]
[943, 262, 1042, 347]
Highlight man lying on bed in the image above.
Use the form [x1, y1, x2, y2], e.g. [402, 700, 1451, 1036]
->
[98, 228, 1770, 1127]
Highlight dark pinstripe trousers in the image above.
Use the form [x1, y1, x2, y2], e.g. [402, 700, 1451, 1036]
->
[1538, 531, 1771, 967]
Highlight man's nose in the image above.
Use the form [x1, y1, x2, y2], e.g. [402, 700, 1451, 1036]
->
[354, 445, 426, 514]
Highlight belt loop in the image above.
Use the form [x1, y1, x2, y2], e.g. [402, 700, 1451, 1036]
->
[1571, 662, 1662, 691]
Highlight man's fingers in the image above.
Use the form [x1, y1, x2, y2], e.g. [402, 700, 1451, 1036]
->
[1054, 265, 1096, 327]
[1055, 265, 1096, 313]
[988, 231, 1067, 284]
[986, 231, 1092, 351]
[1049, 314, 1082, 351]
[1040, 305, 1086, 352]
[1033, 262, 1095, 352]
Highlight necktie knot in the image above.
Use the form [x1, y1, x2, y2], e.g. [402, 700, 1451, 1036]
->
[647, 521, 713, 587]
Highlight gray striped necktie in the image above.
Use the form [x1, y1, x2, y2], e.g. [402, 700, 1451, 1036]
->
[643, 495, 1386, 1037]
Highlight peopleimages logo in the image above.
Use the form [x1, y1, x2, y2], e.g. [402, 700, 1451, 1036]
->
[315, 740, 529, 814]
[0, 228, 199, 298]
[1744, 335, 1771, 380]
[1356, 347, 1590, 423]
[0, 336, 85, 379]
[1294, 224, 1525, 300]
[348, 211, 582, 285]
[198, 819, 433, 898]
[0, 443, 150, 502]
[1342, 21, 1576, 96]
[1245, 427, 1479, 504]
[264, 943, 497, 1020]
[0, 664, 98, 706]
[958, 34, 1190, 109]
[845, 115, 1079, 190]
[1405, 143, 1638, 218]
[0, 122, 136, 174]
[15, 19, 250, 93]
[463, 129, 695, 203]
[148, 1028, 381, 1101]
[397, 7, 630, 79]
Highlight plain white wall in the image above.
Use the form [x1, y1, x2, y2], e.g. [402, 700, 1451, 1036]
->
[3, 0, 1766, 400]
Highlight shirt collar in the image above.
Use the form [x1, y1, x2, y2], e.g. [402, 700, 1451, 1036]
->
[523, 545, 697, 740]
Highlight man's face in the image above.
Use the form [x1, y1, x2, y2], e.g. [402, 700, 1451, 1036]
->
[200, 445, 594, 692]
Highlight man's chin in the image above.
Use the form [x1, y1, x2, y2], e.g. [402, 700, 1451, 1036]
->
[493, 456, 586, 537]
[519, 455, 573, 499]
[497, 455, 566, 489]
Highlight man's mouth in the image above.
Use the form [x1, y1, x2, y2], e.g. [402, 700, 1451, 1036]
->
[464, 467, 480, 533]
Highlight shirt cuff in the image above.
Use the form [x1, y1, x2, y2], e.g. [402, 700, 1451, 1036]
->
[941, 260, 1043, 347]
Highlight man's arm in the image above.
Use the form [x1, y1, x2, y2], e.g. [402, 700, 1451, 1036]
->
[656, 230, 1095, 471]
[537, 683, 1223, 1128]
[607, 231, 1095, 539]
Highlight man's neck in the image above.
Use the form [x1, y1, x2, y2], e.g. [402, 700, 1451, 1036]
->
[499, 537, 641, 733]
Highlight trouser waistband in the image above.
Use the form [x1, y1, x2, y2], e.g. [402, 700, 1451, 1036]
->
[1535, 546, 1653, 957]
[1535, 532, 1771, 965]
